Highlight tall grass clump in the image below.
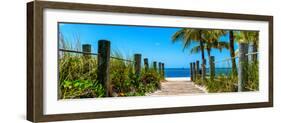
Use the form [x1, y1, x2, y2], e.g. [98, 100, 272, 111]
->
[202, 61, 259, 93]
[205, 73, 238, 93]
[58, 34, 105, 99]
[109, 51, 162, 97]
[58, 34, 162, 99]
[245, 61, 259, 91]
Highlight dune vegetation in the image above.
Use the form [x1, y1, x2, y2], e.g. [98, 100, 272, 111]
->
[172, 29, 259, 92]
[58, 35, 162, 99]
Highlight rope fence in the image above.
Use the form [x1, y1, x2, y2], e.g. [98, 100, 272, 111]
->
[59, 40, 165, 96]
[189, 46, 259, 92]
[59, 49, 135, 63]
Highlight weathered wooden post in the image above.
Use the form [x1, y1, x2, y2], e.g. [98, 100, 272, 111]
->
[192, 62, 196, 81]
[82, 44, 91, 58]
[201, 59, 206, 82]
[210, 56, 215, 81]
[158, 62, 162, 74]
[190, 63, 193, 81]
[238, 43, 249, 92]
[153, 61, 157, 71]
[82, 44, 91, 72]
[252, 42, 258, 62]
[196, 60, 200, 79]
[134, 54, 142, 77]
[97, 40, 110, 97]
[161, 63, 165, 78]
[144, 58, 149, 71]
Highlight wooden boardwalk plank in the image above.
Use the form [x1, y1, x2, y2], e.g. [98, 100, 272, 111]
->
[148, 79, 206, 96]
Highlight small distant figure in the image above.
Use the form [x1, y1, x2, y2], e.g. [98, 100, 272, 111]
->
[199, 69, 202, 74]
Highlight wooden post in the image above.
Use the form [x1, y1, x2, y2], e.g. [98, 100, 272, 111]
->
[144, 58, 149, 71]
[82, 44, 91, 72]
[97, 40, 110, 97]
[252, 42, 258, 62]
[190, 63, 193, 81]
[201, 59, 206, 82]
[82, 44, 91, 58]
[238, 43, 249, 92]
[134, 54, 142, 77]
[192, 62, 196, 81]
[196, 60, 200, 79]
[210, 56, 215, 81]
[153, 61, 157, 71]
[161, 63, 165, 78]
[158, 62, 162, 74]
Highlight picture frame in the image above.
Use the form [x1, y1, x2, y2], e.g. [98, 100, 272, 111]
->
[27, 1, 273, 122]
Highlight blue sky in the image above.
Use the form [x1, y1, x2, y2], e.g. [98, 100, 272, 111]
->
[59, 23, 238, 68]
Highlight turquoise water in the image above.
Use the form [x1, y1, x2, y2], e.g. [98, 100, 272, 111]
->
[165, 68, 232, 77]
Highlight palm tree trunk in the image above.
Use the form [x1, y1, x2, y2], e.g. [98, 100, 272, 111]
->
[229, 30, 237, 75]
[207, 48, 211, 60]
[200, 40, 205, 60]
[207, 48, 211, 69]
[199, 30, 206, 81]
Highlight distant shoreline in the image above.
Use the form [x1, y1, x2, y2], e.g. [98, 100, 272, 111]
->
[165, 68, 232, 77]
[165, 77, 191, 81]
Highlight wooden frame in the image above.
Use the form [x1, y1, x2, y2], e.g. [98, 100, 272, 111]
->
[27, 1, 273, 122]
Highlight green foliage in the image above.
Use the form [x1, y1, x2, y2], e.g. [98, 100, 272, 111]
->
[205, 74, 238, 93]
[60, 80, 105, 99]
[59, 48, 162, 99]
[59, 55, 97, 82]
[110, 66, 161, 97]
[202, 61, 259, 93]
[193, 75, 204, 85]
[245, 61, 259, 91]
[140, 69, 160, 85]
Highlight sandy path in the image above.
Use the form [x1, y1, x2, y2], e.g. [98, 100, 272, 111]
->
[148, 78, 206, 96]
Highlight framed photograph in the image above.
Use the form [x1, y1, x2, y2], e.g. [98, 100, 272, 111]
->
[27, 1, 273, 122]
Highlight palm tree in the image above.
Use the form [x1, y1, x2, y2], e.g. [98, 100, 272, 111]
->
[202, 30, 229, 58]
[242, 31, 259, 61]
[190, 39, 229, 58]
[171, 28, 206, 80]
[229, 30, 237, 75]
[229, 30, 258, 75]
[234, 30, 258, 52]
[191, 30, 229, 68]
[171, 28, 206, 61]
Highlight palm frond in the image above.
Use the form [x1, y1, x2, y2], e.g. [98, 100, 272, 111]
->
[171, 28, 202, 51]
[190, 45, 202, 54]
[216, 41, 230, 52]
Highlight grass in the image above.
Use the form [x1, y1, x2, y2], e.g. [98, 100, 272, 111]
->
[194, 61, 259, 93]
[58, 37, 162, 99]
[245, 61, 259, 91]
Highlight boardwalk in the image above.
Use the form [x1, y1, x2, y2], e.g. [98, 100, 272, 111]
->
[148, 78, 207, 96]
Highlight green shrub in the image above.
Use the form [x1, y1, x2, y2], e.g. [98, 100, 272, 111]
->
[58, 36, 162, 99]
[140, 69, 160, 85]
[60, 80, 105, 99]
[245, 61, 259, 91]
[205, 74, 237, 93]
[203, 61, 258, 93]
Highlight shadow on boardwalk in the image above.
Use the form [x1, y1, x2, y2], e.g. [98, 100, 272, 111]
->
[147, 78, 207, 96]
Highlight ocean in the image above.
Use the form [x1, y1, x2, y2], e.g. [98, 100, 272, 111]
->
[165, 68, 232, 77]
